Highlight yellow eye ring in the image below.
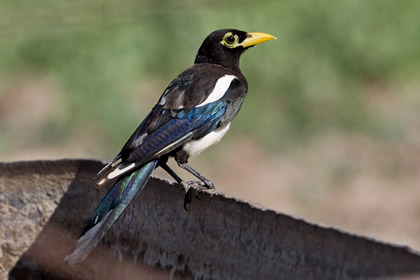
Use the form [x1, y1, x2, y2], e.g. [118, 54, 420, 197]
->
[221, 32, 239, 48]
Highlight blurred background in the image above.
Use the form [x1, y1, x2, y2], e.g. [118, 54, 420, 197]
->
[1, 0, 420, 249]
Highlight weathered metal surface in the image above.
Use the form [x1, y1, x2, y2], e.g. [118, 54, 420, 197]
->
[1, 159, 420, 280]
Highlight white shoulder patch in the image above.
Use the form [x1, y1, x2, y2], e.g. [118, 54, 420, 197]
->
[197, 75, 236, 107]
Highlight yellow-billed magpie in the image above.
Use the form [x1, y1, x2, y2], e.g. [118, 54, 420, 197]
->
[65, 29, 275, 264]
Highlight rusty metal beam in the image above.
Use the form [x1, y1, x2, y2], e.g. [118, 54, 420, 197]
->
[1, 159, 420, 279]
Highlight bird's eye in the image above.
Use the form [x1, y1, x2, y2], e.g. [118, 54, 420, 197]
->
[226, 35, 235, 44]
[221, 32, 239, 48]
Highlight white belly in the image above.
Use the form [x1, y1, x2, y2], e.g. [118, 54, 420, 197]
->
[183, 123, 231, 158]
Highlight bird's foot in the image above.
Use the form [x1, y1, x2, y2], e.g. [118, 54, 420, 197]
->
[181, 181, 201, 211]
[180, 180, 215, 211]
[202, 179, 215, 190]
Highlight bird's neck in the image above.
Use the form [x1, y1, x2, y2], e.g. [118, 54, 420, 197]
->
[194, 55, 242, 74]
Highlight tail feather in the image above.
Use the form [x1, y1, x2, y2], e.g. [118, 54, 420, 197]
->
[65, 160, 157, 265]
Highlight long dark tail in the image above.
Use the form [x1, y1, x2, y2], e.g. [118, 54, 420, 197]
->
[65, 160, 158, 265]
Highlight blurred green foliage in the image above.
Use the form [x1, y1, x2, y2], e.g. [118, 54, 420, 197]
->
[1, 0, 420, 158]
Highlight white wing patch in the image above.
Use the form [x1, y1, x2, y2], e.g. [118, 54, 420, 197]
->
[183, 123, 231, 158]
[197, 75, 236, 107]
[107, 162, 136, 180]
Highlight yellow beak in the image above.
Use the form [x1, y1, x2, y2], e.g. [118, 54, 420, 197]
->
[239, 32, 277, 48]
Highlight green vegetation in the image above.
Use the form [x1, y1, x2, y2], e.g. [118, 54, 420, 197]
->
[1, 0, 420, 158]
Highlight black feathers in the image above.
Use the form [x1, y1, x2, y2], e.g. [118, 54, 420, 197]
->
[194, 29, 248, 72]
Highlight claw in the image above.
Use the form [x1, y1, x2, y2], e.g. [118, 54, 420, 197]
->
[180, 181, 203, 211]
[184, 189, 192, 211]
[203, 180, 215, 189]
[195, 192, 201, 200]
[181, 181, 193, 211]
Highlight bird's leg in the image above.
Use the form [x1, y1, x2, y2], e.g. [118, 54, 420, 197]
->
[177, 162, 215, 190]
[159, 161, 183, 184]
[159, 161, 199, 211]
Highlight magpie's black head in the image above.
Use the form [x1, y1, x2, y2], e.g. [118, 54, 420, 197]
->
[194, 29, 276, 72]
